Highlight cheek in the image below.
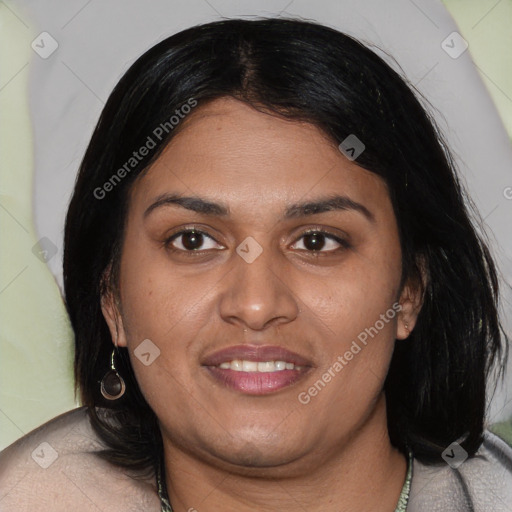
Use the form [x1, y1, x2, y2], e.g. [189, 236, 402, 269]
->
[300, 244, 402, 408]
[117, 241, 220, 390]
[118, 233, 206, 340]
[118, 268, 205, 414]
[306, 244, 401, 339]
[298, 272, 400, 433]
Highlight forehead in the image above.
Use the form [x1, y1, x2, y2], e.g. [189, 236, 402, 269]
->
[129, 97, 389, 218]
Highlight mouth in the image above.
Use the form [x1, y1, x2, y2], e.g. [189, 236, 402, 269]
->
[201, 344, 313, 395]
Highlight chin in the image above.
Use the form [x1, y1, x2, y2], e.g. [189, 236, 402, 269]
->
[196, 430, 308, 473]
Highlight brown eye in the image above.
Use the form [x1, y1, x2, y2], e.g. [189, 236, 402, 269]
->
[292, 230, 350, 253]
[302, 232, 327, 251]
[166, 229, 222, 253]
[180, 230, 204, 250]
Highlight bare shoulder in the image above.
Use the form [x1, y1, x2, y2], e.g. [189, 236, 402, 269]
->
[0, 407, 161, 511]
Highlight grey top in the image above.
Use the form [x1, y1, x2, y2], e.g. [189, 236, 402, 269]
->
[408, 431, 512, 511]
[0, 407, 511, 511]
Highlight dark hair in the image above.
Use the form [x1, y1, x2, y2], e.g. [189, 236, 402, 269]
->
[63, 17, 507, 473]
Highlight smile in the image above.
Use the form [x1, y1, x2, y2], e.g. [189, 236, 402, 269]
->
[217, 360, 305, 371]
[202, 344, 313, 394]
[205, 365, 310, 394]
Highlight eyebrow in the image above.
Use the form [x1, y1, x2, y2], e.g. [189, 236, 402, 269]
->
[144, 193, 375, 222]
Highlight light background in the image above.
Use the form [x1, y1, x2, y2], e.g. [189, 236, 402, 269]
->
[1, 0, 511, 450]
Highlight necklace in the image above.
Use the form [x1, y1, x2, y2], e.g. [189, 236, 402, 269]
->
[395, 449, 413, 512]
[157, 449, 413, 512]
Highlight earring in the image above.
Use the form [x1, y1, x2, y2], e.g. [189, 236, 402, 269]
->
[100, 349, 126, 400]
[404, 322, 410, 337]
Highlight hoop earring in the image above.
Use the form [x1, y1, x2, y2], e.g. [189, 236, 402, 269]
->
[100, 349, 126, 400]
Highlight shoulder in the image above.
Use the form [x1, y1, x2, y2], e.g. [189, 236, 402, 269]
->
[0, 407, 161, 512]
[408, 430, 512, 511]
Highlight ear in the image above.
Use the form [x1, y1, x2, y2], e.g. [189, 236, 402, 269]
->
[396, 262, 426, 340]
[100, 268, 128, 348]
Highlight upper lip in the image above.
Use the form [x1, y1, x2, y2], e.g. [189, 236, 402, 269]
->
[201, 344, 313, 367]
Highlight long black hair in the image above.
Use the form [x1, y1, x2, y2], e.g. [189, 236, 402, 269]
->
[63, 17, 507, 473]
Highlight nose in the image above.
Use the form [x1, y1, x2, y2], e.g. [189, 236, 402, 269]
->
[218, 239, 300, 332]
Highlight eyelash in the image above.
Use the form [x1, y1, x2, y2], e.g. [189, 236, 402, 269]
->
[164, 226, 351, 257]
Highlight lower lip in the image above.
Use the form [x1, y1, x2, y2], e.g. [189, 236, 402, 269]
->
[204, 367, 310, 395]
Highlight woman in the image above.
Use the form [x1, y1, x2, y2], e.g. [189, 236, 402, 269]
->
[1, 17, 511, 511]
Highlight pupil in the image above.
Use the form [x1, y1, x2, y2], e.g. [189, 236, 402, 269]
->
[304, 233, 325, 251]
[182, 231, 203, 250]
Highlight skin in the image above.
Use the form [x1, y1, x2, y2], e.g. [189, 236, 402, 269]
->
[102, 97, 423, 512]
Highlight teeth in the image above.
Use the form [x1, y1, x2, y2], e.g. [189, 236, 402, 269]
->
[243, 360, 258, 372]
[258, 361, 274, 372]
[231, 360, 243, 371]
[217, 360, 303, 372]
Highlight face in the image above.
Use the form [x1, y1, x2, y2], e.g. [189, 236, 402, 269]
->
[102, 97, 420, 475]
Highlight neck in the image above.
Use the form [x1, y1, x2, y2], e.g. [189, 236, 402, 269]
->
[161, 394, 407, 512]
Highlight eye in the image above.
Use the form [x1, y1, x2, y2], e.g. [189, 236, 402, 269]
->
[164, 227, 349, 256]
[291, 229, 350, 253]
[165, 228, 224, 254]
